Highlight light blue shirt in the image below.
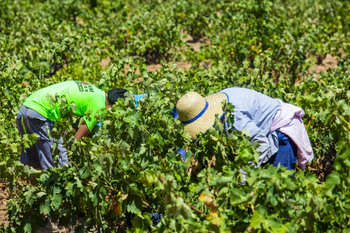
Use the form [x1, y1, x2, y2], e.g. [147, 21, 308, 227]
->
[220, 87, 281, 165]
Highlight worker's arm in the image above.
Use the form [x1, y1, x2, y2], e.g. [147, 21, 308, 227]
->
[232, 111, 276, 166]
[75, 121, 91, 140]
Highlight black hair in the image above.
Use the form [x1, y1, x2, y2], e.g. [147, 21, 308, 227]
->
[107, 88, 128, 105]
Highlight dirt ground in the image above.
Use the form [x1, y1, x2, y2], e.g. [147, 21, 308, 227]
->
[0, 181, 9, 228]
[309, 53, 338, 77]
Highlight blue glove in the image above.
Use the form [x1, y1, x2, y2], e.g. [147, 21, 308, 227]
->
[134, 94, 147, 108]
[178, 148, 186, 161]
[170, 108, 179, 119]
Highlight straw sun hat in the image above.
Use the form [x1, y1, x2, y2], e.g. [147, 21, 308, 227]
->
[176, 92, 228, 139]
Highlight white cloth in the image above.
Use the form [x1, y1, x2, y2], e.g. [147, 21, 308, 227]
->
[269, 100, 314, 170]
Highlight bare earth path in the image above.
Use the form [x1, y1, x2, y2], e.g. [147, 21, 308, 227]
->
[0, 181, 9, 228]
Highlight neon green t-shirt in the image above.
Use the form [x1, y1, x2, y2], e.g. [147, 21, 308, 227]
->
[23, 81, 105, 132]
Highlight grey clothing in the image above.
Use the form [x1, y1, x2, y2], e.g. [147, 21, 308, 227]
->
[16, 105, 68, 170]
[220, 87, 281, 165]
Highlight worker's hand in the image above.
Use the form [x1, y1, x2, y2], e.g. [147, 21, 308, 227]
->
[75, 121, 91, 140]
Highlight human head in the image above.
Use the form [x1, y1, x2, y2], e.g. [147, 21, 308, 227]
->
[106, 88, 128, 106]
[176, 91, 227, 139]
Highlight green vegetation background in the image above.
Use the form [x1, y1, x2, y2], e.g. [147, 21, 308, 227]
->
[0, 0, 349, 232]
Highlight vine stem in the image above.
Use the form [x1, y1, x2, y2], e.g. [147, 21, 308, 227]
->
[185, 199, 206, 216]
[68, 158, 80, 171]
[175, 193, 207, 217]
[142, 199, 152, 208]
[104, 184, 157, 212]
[337, 113, 350, 130]
[4, 144, 18, 150]
[140, 125, 150, 135]
[159, 154, 166, 168]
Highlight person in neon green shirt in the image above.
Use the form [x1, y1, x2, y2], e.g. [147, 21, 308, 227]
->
[16, 80, 128, 170]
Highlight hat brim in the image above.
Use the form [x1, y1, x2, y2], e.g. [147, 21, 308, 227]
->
[183, 93, 227, 139]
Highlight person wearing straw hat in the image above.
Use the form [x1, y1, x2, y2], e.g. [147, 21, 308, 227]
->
[175, 87, 314, 170]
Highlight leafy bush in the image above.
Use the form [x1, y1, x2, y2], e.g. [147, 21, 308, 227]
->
[0, 0, 349, 232]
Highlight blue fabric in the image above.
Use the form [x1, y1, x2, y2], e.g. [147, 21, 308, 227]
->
[265, 131, 297, 170]
[16, 105, 68, 170]
[171, 108, 178, 119]
[178, 148, 187, 161]
[134, 94, 147, 107]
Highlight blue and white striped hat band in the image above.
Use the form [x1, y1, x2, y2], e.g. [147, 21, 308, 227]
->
[176, 92, 228, 139]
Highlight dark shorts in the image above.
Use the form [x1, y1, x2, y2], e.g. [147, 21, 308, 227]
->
[265, 131, 298, 170]
[16, 105, 68, 170]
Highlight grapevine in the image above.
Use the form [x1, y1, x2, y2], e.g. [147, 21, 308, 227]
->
[0, 0, 349, 232]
